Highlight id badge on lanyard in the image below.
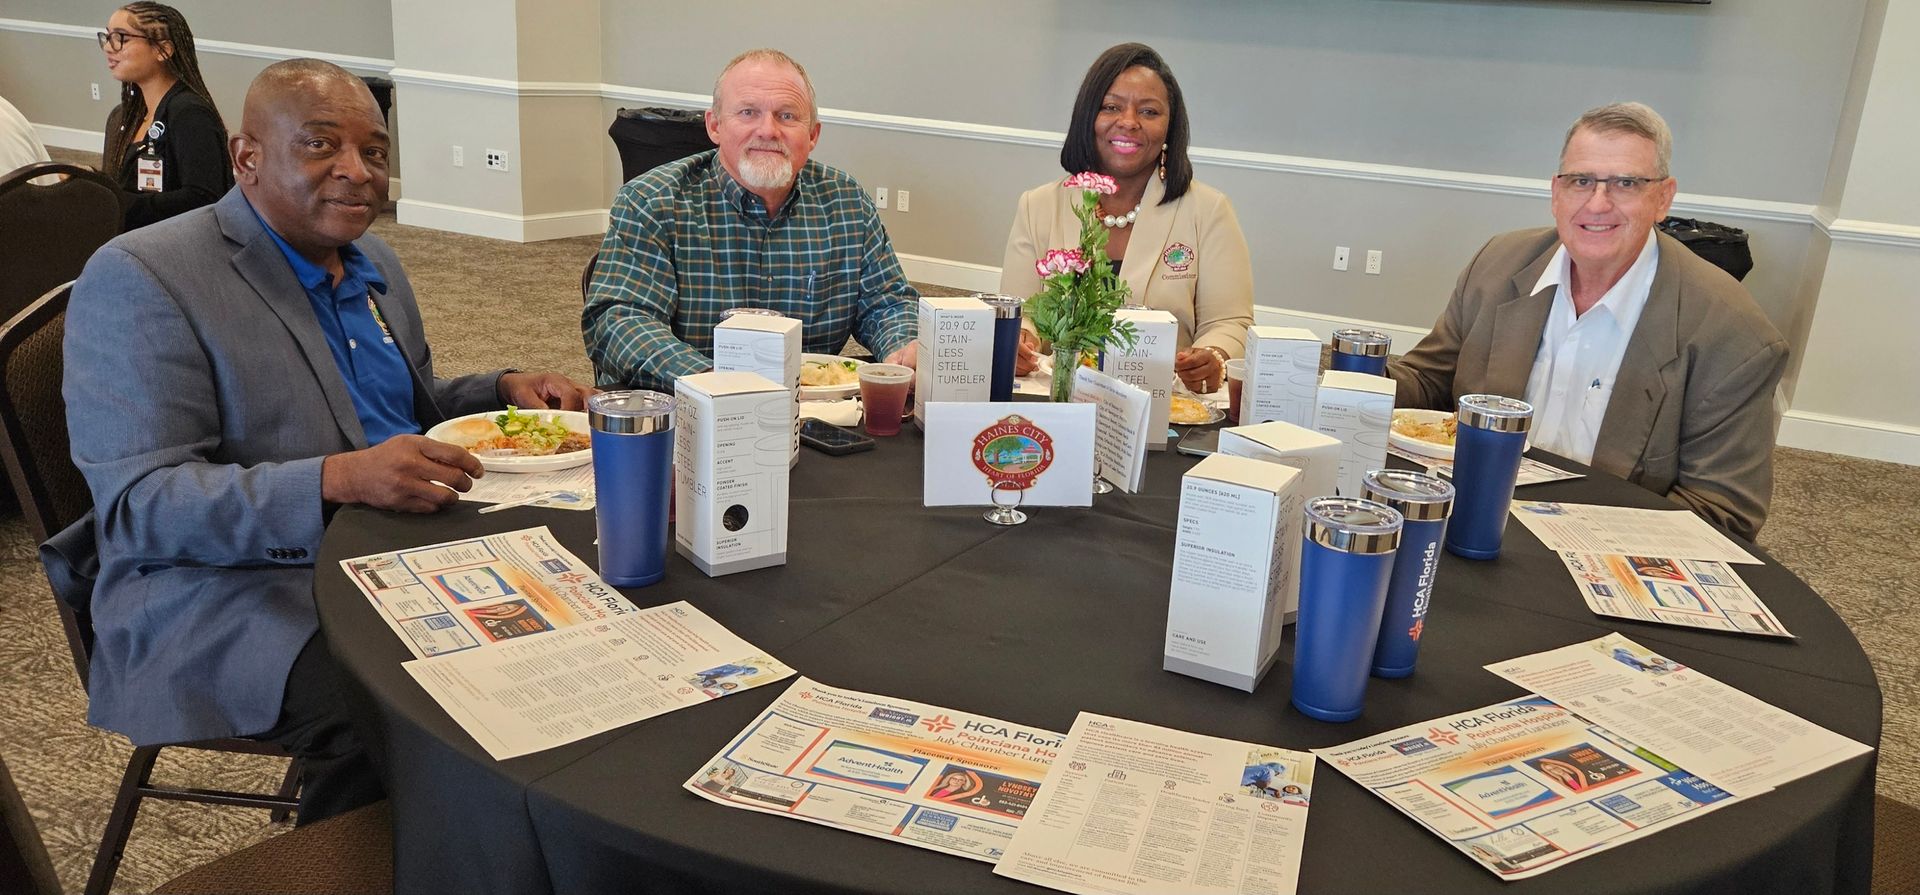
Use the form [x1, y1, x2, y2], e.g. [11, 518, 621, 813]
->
[135, 121, 165, 192]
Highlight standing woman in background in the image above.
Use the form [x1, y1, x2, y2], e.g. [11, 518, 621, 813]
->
[1000, 42, 1254, 393]
[98, 2, 231, 230]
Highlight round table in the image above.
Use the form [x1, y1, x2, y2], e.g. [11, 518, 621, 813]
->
[316, 433, 1878, 895]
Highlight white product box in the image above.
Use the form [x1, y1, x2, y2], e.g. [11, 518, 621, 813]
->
[1244, 326, 1320, 428]
[1312, 370, 1396, 498]
[1217, 420, 1342, 623]
[673, 371, 791, 577]
[1100, 307, 1177, 450]
[914, 296, 994, 428]
[1164, 453, 1302, 692]
[713, 314, 802, 466]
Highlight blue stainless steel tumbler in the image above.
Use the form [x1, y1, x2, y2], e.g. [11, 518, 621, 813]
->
[1362, 470, 1455, 679]
[1330, 329, 1390, 376]
[1292, 497, 1404, 722]
[1445, 394, 1533, 560]
[589, 390, 675, 587]
[978, 294, 1024, 402]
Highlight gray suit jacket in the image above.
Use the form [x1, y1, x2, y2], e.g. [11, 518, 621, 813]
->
[59, 187, 503, 746]
[1387, 227, 1787, 541]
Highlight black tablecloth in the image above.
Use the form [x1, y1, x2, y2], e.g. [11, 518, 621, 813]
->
[315, 434, 1879, 895]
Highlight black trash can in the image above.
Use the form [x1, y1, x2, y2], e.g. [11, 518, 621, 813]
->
[1659, 216, 1753, 281]
[609, 107, 715, 184]
[360, 75, 394, 124]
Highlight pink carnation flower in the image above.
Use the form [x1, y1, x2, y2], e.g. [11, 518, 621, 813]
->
[1036, 248, 1092, 278]
[1061, 172, 1118, 195]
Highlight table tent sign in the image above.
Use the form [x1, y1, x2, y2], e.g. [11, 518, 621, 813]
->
[922, 402, 1096, 510]
[1069, 365, 1151, 493]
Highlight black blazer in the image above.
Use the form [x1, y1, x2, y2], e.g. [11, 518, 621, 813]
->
[106, 83, 232, 230]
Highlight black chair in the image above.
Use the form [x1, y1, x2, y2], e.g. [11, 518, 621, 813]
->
[0, 162, 121, 327]
[1876, 794, 1920, 895]
[153, 800, 393, 895]
[0, 284, 305, 895]
[1, 754, 60, 895]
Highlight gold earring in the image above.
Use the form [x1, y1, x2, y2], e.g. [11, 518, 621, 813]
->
[1158, 149, 1167, 183]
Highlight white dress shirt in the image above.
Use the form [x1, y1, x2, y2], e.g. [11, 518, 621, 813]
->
[1523, 229, 1660, 464]
[0, 95, 52, 178]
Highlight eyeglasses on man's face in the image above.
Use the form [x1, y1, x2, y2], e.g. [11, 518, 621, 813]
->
[96, 30, 155, 52]
[1554, 173, 1667, 196]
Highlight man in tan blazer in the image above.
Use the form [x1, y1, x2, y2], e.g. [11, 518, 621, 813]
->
[1388, 102, 1786, 541]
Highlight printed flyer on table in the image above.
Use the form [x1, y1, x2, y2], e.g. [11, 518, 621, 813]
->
[338, 525, 637, 658]
[408, 601, 792, 760]
[1313, 696, 1737, 880]
[685, 678, 1063, 862]
[1487, 633, 1872, 795]
[1556, 553, 1792, 637]
[995, 712, 1313, 895]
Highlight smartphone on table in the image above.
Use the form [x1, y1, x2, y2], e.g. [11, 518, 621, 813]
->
[1175, 427, 1219, 457]
[799, 419, 875, 456]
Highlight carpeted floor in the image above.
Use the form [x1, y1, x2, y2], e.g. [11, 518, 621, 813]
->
[6, 152, 1917, 892]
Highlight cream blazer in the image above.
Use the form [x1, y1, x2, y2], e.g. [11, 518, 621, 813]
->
[999, 175, 1254, 357]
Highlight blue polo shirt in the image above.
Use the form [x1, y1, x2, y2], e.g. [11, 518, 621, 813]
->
[250, 202, 419, 445]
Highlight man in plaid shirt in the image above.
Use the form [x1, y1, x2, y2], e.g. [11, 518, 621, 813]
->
[584, 48, 920, 391]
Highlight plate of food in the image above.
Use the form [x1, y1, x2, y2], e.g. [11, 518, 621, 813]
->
[1169, 392, 1225, 426]
[1389, 409, 1457, 459]
[799, 353, 866, 401]
[427, 406, 592, 473]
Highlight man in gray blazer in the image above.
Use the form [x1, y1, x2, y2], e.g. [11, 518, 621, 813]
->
[59, 59, 591, 823]
[1388, 102, 1786, 541]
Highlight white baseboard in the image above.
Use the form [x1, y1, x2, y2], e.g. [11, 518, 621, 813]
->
[395, 199, 606, 242]
[1777, 410, 1920, 466]
[894, 256, 1439, 355]
[897, 253, 1002, 294]
[1249, 305, 1430, 354]
[34, 123, 103, 154]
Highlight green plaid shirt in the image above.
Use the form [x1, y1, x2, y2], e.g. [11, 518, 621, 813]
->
[583, 151, 919, 390]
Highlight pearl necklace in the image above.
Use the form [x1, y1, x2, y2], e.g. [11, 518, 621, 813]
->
[1100, 203, 1140, 229]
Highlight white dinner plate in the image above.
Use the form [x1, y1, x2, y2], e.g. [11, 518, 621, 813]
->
[799, 354, 868, 401]
[425, 409, 593, 473]
[1388, 408, 1456, 460]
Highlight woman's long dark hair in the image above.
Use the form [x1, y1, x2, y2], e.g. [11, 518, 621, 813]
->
[102, 2, 228, 176]
[1059, 43, 1192, 205]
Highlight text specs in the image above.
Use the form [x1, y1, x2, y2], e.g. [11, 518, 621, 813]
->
[96, 30, 155, 52]
[1555, 174, 1666, 196]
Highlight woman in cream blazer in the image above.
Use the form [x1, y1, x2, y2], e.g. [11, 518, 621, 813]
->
[999, 43, 1254, 392]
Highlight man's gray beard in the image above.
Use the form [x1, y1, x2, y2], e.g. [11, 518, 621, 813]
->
[738, 152, 795, 191]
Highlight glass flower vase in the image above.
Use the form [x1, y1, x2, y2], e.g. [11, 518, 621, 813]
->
[1050, 345, 1080, 402]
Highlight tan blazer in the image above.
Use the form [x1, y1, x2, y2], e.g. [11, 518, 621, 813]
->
[1388, 227, 1787, 541]
[999, 175, 1254, 357]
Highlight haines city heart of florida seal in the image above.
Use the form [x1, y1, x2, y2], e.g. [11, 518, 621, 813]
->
[971, 415, 1055, 491]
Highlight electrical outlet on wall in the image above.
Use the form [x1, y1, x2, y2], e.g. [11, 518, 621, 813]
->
[484, 149, 509, 172]
[1365, 250, 1383, 276]
[451, 145, 464, 168]
[90, 82, 101, 101]
[897, 190, 910, 213]
[874, 186, 888, 210]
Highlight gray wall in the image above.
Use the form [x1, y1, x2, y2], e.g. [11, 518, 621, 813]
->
[602, 0, 1866, 205]
[2, 0, 393, 60]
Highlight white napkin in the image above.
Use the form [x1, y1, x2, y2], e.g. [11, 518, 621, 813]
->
[799, 399, 863, 427]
